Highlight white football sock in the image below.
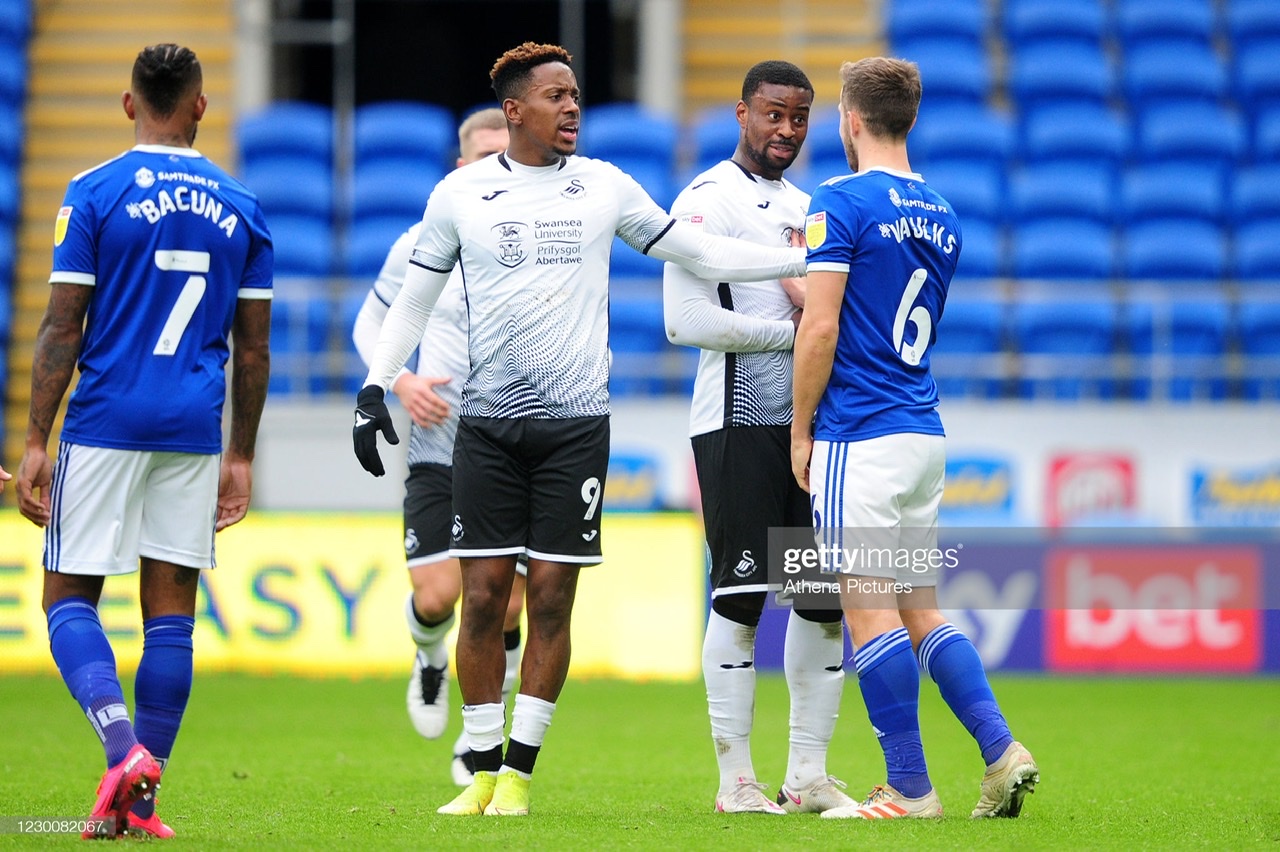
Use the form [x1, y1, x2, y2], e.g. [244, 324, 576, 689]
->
[404, 593, 452, 670]
[461, 702, 505, 753]
[784, 610, 845, 790]
[703, 609, 758, 792]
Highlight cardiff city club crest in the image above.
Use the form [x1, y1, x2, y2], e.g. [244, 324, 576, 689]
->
[492, 221, 528, 268]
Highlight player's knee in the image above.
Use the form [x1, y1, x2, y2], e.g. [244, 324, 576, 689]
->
[711, 592, 766, 628]
[412, 586, 457, 623]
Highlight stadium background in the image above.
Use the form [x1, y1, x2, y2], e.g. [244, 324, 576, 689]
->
[0, 0, 1278, 679]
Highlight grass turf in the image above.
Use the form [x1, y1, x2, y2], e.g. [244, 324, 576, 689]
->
[0, 673, 1277, 848]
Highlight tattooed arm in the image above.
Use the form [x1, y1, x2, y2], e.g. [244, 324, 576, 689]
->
[17, 283, 92, 526]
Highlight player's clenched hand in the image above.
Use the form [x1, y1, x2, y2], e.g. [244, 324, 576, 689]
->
[780, 225, 807, 308]
[0, 464, 10, 492]
[392, 373, 451, 428]
[790, 432, 813, 493]
[353, 385, 399, 476]
[15, 447, 52, 527]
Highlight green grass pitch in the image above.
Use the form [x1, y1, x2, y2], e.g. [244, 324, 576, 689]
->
[0, 673, 1277, 848]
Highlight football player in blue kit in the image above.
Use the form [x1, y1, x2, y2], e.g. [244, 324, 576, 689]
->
[15, 44, 272, 839]
[790, 57, 1038, 821]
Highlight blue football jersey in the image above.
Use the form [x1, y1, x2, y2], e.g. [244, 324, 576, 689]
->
[804, 167, 960, 441]
[50, 145, 273, 453]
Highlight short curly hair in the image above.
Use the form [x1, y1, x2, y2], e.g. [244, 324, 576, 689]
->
[490, 42, 573, 101]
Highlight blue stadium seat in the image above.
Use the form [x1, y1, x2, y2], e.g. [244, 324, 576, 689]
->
[923, 160, 1002, 223]
[1122, 219, 1226, 281]
[1003, 0, 1106, 50]
[344, 216, 412, 278]
[0, 165, 15, 220]
[269, 215, 335, 278]
[1126, 297, 1231, 400]
[806, 107, 849, 179]
[888, 0, 987, 48]
[909, 105, 1014, 171]
[1123, 42, 1228, 109]
[353, 101, 454, 171]
[1233, 219, 1280, 283]
[1019, 104, 1129, 169]
[1011, 299, 1118, 399]
[1235, 40, 1280, 112]
[1255, 107, 1280, 162]
[1009, 163, 1114, 225]
[1135, 103, 1246, 169]
[351, 159, 445, 221]
[237, 101, 332, 169]
[1010, 219, 1115, 280]
[901, 41, 992, 109]
[1231, 166, 1280, 223]
[581, 102, 678, 172]
[610, 293, 667, 395]
[615, 157, 677, 210]
[0, 0, 31, 43]
[932, 299, 1006, 397]
[0, 47, 24, 106]
[1238, 301, 1280, 399]
[953, 219, 1003, 279]
[609, 235, 664, 281]
[1008, 42, 1114, 110]
[690, 105, 741, 173]
[0, 224, 13, 285]
[1114, 0, 1217, 50]
[0, 107, 20, 165]
[1120, 163, 1225, 226]
[240, 157, 333, 220]
[1227, 0, 1280, 51]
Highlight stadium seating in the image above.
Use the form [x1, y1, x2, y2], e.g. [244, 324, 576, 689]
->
[952, 219, 1003, 280]
[269, 215, 336, 278]
[909, 105, 1015, 170]
[1233, 219, 1280, 282]
[1226, 0, 1280, 50]
[1008, 42, 1114, 110]
[924, 160, 1003, 223]
[240, 158, 334, 220]
[351, 159, 444, 221]
[900, 41, 992, 109]
[1255, 107, 1280, 162]
[345, 216, 412, 278]
[1010, 219, 1116, 280]
[1010, 299, 1118, 398]
[689, 105, 741, 174]
[353, 101, 454, 172]
[1019, 103, 1130, 169]
[932, 298, 1006, 397]
[1122, 219, 1227, 281]
[610, 293, 668, 396]
[1238, 301, 1280, 399]
[1009, 163, 1114, 225]
[0, 107, 19, 165]
[236, 101, 333, 169]
[0, 46, 23, 106]
[1134, 103, 1247, 170]
[1003, 0, 1106, 50]
[609, 235, 665, 282]
[1235, 39, 1280, 112]
[1120, 163, 1226, 226]
[580, 102, 680, 208]
[887, 0, 987, 49]
[1231, 165, 1280, 222]
[1123, 43, 1228, 109]
[1114, 0, 1217, 51]
[1126, 296, 1232, 400]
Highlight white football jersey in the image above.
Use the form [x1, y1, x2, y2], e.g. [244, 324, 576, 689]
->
[371, 223, 469, 466]
[667, 160, 810, 437]
[411, 153, 674, 419]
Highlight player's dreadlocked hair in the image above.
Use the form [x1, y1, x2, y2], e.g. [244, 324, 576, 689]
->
[741, 60, 813, 102]
[490, 42, 573, 101]
[132, 43, 202, 118]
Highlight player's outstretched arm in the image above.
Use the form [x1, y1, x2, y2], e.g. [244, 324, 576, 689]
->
[17, 283, 90, 527]
[662, 260, 797, 353]
[219, 296, 270, 531]
[648, 219, 807, 282]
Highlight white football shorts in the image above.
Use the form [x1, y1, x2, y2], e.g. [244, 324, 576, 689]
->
[45, 442, 220, 576]
[809, 432, 946, 586]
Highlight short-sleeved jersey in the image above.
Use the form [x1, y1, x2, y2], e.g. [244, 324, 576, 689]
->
[51, 145, 273, 453]
[411, 152, 674, 419]
[372, 223, 468, 466]
[670, 160, 809, 437]
[804, 167, 959, 442]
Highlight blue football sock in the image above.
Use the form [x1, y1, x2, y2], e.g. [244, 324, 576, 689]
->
[131, 615, 195, 818]
[853, 627, 931, 798]
[47, 597, 137, 767]
[918, 623, 1014, 766]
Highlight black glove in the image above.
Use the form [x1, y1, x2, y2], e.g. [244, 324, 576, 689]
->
[353, 385, 399, 476]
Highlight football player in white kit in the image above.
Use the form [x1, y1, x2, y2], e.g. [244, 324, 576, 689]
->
[664, 60, 852, 816]
[353, 42, 808, 817]
[791, 57, 1038, 821]
[352, 107, 528, 786]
